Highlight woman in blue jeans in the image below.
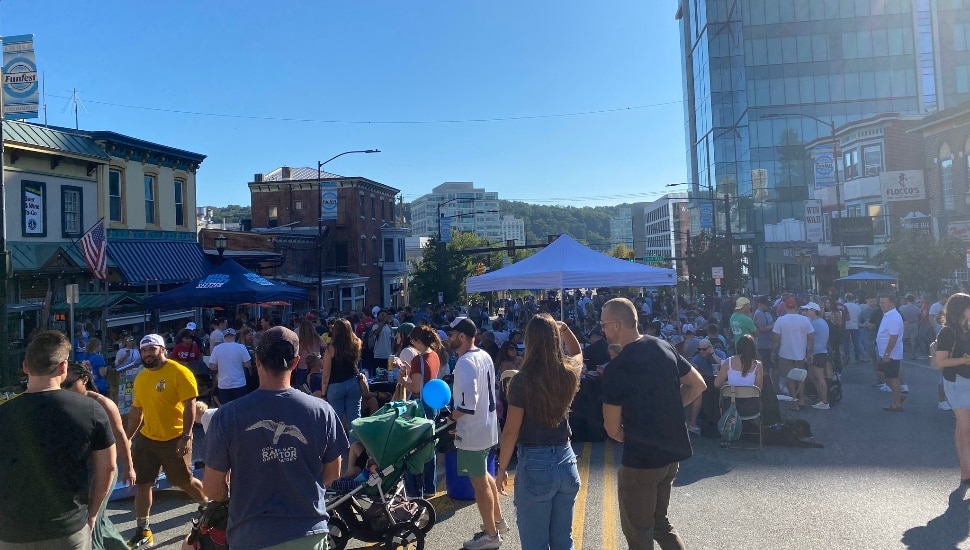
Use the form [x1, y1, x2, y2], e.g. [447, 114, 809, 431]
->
[322, 319, 363, 441]
[496, 314, 584, 550]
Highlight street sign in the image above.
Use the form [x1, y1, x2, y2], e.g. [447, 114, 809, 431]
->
[712, 267, 724, 279]
[643, 255, 664, 262]
[715, 278, 721, 286]
[838, 260, 850, 278]
[66, 284, 79, 304]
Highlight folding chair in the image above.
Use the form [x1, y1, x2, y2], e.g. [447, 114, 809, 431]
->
[719, 385, 763, 450]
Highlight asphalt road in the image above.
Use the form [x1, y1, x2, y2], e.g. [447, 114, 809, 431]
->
[108, 354, 970, 549]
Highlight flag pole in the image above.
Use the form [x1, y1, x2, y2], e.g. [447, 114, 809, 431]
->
[64, 216, 105, 256]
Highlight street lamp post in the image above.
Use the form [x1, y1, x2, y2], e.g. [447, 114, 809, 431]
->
[215, 233, 228, 262]
[762, 113, 844, 259]
[316, 149, 380, 312]
[377, 258, 385, 308]
[436, 197, 479, 242]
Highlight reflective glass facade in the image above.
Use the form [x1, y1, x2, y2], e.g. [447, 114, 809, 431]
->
[678, 0, 970, 282]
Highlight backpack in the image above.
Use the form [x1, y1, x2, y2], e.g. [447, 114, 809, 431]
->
[187, 500, 229, 550]
[718, 404, 742, 441]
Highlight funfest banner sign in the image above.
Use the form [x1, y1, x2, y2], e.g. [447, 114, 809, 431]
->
[2, 35, 39, 120]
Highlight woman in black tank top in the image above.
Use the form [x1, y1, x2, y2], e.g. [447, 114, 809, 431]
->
[322, 319, 363, 438]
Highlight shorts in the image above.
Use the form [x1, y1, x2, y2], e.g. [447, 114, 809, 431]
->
[945, 375, 970, 410]
[812, 353, 829, 369]
[456, 448, 491, 478]
[132, 432, 194, 487]
[776, 357, 805, 379]
[877, 359, 901, 379]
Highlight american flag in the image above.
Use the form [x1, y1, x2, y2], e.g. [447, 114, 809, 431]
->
[80, 220, 107, 280]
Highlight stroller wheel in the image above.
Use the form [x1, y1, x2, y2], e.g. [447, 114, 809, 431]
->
[412, 498, 437, 534]
[327, 517, 350, 550]
[384, 522, 424, 550]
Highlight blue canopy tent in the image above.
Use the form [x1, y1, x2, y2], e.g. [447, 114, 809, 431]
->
[836, 271, 898, 282]
[143, 259, 309, 309]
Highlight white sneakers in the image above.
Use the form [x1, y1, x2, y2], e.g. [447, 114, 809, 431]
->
[940, 401, 953, 411]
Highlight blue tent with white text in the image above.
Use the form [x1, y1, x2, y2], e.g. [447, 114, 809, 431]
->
[143, 258, 309, 309]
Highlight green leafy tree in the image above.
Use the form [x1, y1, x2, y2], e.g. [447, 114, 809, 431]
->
[872, 233, 965, 295]
[207, 204, 252, 223]
[685, 233, 744, 295]
[608, 243, 635, 260]
[409, 230, 483, 304]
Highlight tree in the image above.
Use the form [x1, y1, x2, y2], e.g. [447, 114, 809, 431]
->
[685, 233, 744, 295]
[408, 230, 484, 304]
[872, 233, 965, 296]
[608, 243, 635, 260]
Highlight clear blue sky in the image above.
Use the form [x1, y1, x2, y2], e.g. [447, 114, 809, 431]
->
[2, 1, 687, 207]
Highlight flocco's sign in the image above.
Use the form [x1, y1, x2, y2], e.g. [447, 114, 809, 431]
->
[880, 170, 925, 202]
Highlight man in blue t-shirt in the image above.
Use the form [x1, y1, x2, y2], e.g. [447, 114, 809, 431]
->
[203, 326, 349, 550]
[601, 298, 707, 550]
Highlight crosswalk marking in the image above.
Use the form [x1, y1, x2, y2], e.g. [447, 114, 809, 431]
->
[572, 442, 592, 549]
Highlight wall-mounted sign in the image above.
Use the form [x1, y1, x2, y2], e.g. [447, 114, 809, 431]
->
[22, 180, 46, 236]
[845, 246, 870, 264]
[880, 170, 925, 202]
[832, 216, 874, 246]
[804, 199, 823, 243]
[949, 221, 970, 241]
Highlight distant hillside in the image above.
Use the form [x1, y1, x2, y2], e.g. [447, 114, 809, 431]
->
[207, 204, 251, 223]
[208, 201, 623, 250]
[498, 200, 619, 250]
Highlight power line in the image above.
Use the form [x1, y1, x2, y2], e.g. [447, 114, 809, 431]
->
[47, 92, 682, 125]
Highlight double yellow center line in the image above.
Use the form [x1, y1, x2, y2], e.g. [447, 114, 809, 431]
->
[572, 440, 620, 549]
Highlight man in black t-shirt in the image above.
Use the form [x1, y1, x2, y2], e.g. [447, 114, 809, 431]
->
[600, 298, 706, 550]
[0, 331, 116, 548]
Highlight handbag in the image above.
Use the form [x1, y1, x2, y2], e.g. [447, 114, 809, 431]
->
[936, 327, 967, 382]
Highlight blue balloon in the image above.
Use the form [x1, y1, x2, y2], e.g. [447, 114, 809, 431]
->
[423, 379, 452, 410]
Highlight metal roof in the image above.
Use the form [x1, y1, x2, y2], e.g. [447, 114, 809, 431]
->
[3, 120, 110, 160]
[108, 241, 213, 285]
[52, 292, 143, 313]
[263, 166, 343, 181]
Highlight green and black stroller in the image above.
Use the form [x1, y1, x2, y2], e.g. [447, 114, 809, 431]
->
[326, 400, 451, 550]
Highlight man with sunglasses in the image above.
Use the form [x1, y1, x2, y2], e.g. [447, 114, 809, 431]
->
[0, 331, 116, 549]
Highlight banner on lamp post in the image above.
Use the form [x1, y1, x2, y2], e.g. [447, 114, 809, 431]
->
[813, 144, 836, 188]
[2, 34, 39, 120]
[319, 182, 338, 221]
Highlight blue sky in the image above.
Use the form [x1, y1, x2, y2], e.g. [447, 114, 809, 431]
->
[2, 1, 687, 207]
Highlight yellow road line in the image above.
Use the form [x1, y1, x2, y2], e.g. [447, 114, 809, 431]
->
[572, 442, 592, 549]
[602, 441, 619, 550]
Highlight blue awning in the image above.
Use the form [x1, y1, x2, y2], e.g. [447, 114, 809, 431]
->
[108, 241, 213, 285]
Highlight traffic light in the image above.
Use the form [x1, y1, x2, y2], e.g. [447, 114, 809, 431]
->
[476, 262, 486, 275]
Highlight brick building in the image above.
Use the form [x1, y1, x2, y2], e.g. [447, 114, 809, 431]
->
[910, 102, 970, 284]
[248, 166, 404, 313]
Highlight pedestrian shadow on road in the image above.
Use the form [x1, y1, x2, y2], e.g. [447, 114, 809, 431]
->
[901, 486, 970, 550]
[673, 454, 733, 487]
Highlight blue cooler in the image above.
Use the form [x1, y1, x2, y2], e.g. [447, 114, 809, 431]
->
[445, 449, 497, 501]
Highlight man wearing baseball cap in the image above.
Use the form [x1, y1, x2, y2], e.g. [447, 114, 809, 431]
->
[447, 317, 508, 549]
[730, 297, 757, 348]
[803, 302, 831, 410]
[202, 326, 349, 549]
[126, 334, 206, 548]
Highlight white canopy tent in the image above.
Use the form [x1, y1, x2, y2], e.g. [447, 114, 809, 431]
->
[466, 234, 677, 293]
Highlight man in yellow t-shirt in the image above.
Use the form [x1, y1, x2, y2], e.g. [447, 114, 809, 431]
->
[125, 334, 206, 549]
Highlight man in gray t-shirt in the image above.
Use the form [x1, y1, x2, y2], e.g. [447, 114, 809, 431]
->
[203, 327, 348, 550]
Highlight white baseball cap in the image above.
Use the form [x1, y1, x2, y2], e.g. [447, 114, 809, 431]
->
[140, 334, 165, 348]
[186, 322, 197, 330]
[682, 323, 695, 333]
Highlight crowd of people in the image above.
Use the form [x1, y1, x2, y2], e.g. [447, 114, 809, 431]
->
[6, 285, 970, 550]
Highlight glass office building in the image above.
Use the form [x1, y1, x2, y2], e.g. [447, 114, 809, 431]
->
[676, 0, 970, 290]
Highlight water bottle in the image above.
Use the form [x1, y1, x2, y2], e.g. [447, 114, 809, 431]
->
[388, 355, 397, 382]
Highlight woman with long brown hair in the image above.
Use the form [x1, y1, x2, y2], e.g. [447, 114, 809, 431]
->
[496, 313, 583, 550]
[932, 293, 970, 484]
[396, 324, 444, 496]
[294, 318, 322, 391]
[322, 318, 363, 438]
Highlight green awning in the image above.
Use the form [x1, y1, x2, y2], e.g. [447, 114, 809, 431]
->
[52, 292, 143, 313]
